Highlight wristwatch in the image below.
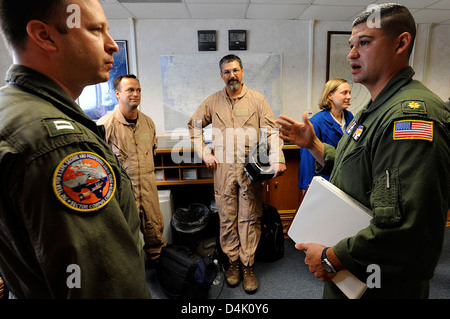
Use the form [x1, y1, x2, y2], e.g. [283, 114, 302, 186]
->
[321, 247, 337, 273]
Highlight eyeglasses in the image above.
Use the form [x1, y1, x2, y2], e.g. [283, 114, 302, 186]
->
[222, 68, 242, 76]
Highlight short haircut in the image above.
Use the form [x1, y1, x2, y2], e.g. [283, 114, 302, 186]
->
[114, 74, 139, 91]
[0, 0, 69, 52]
[219, 54, 243, 72]
[352, 3, 416, 57]
[318, 78, 348, 110]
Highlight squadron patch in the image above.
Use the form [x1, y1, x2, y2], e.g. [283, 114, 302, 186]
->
[53, 152, 116, 212]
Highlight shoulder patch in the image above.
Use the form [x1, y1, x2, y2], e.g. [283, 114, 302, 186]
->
[44, 119, 83, 137]
[393, 120, 433, 142]
[401, 100, 427, 114]
[53, 152, 116, 212]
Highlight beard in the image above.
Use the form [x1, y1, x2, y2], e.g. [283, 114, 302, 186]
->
[227, 78, 241, 90]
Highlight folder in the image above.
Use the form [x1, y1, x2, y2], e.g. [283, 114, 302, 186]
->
[288, 176, 373, 299]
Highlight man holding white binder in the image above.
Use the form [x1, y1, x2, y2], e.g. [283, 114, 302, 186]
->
[278, 3, 449, 299]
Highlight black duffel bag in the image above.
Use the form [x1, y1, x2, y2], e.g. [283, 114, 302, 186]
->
[157, 244, 217, 299]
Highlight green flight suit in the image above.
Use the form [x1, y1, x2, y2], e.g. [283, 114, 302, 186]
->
[318, 67, 450, 298]
[0, 65, 151, 298]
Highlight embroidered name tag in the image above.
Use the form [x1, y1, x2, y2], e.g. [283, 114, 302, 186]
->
[53, 152, 116, 212]
[393, 120, 433, 141]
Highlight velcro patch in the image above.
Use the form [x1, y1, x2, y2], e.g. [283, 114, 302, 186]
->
[402, 100, 427, 114]
[235, 109, 249, 117]
[44, 119, 83, 137]
[393, 120, 433, 141]
[53, 152, 116, 212]
[139, 133, 151, 141]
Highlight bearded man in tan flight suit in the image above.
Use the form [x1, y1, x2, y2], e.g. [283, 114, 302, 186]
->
[98, 74, 165, 266]
[188, 55, 286, 294]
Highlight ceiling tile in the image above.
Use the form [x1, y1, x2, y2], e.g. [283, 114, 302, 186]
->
[373, 0, 443, 9]
[186, 3, 247, 19]
[98, 0, 450, 24]
[122, 3, 191, 19]
[250, 0, 309, 3]
[101, 3, 134, 19]
[119, 0, 181, 2]
[299, 5, 365, 21]
[428, 1, 450, 10]
[411, 9, 450, 24]
[313, 0, 374, 6]
[247, 4, 308, 19]
[184, 0, 247, 3]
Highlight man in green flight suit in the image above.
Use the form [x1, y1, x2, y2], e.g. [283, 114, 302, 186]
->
[0, 0, 151, 298]
[278, 3, 449, 298]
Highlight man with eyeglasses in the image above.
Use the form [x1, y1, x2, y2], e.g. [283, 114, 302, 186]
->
[98, 74, 165, 267]
[188, 54, 286, 294]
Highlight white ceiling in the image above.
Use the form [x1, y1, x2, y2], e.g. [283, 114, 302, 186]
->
[100, 0, 450, 24]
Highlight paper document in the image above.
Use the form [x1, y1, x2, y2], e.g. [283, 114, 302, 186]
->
[288, 176, 373, 299]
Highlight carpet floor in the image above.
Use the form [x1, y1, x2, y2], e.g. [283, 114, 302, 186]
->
[147, 228, 450, 299]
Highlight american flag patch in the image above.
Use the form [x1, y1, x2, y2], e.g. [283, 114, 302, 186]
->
[393, 120, 433, 141]
[346, 120, 357, 135]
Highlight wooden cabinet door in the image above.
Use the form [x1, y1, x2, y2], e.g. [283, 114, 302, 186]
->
[263, 148, 302, 211]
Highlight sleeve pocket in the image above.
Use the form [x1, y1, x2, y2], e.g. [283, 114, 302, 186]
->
[370, 168, 402, 228]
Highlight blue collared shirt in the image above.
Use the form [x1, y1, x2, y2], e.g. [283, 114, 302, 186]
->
[298, 109, 353, 190]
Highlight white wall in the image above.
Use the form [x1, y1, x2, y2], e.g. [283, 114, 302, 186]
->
[109, 18, 313, 135]
[421, 24, 450, 101]
[0, 19, 448, 136]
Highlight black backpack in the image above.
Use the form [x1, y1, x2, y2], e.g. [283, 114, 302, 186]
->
[256, 204, 285, 262]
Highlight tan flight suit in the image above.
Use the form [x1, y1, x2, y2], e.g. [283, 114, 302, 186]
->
[188, 84, 285, 266]
[98, 107, 165, 262]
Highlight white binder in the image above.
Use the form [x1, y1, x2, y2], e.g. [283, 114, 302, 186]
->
[288, 176, 373, 299]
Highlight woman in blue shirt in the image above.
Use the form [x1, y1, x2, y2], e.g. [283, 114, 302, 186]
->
[298, 78, 353, 193]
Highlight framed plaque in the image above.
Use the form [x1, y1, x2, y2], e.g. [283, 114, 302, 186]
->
[198, 30, 216, 51]
[228, 30, 246, 50]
